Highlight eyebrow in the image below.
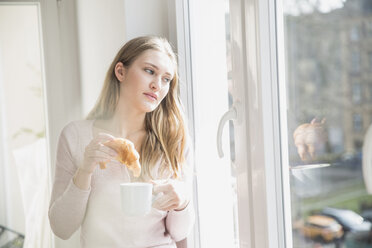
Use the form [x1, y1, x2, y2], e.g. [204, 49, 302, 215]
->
[144, 62, 173, 77]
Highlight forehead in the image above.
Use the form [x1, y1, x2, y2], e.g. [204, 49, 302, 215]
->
[135, 49, 175, 76]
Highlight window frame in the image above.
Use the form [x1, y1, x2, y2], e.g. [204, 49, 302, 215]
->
[172, 0, 200, 247]
[179, 0, 291, 247]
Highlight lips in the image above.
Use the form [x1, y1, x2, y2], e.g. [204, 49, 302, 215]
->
[144, 92, 158, 101]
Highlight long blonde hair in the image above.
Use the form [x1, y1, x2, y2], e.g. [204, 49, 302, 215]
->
[86, 36, 187, 179]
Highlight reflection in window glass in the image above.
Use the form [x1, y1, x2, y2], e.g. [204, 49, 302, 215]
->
[353, 114, 363, 132]
[366, 21, 372, 37]
[352, 83, 362, 104]
[351, 50, 360, 73]
[350, 26, 359, 41]
[283, 0, 372, 247]
[224, 1, 239, 246]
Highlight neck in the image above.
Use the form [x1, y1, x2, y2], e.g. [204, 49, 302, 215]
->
[107, 104, 146, 138]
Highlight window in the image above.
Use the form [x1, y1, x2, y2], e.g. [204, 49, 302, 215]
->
[352, 83, 362, 104]
[188, 0, 240, 247]
[366, 21, 372, 37]
[351, 50, 361, 73]
[353, 114, 363, 132]
[350, 26, 360, 41]
[282, 1, 372, 247]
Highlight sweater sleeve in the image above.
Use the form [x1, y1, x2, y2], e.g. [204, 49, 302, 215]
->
[165, 137, 195, 242]
[48, 122, 91, 240]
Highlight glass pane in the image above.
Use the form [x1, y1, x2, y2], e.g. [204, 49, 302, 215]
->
[282, 0, 372, 247]
[224, 1, 240, 247]
[0, 4, 51, 247]
[190, 0, 239, 246]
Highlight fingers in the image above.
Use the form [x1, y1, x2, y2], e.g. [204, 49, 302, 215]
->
[152, 180, 188, 211]
[97, 132, 116, 140]
[85, 148, 117, 160]
[152, 182, 173, 195]
[88, 132, 115, 147]
[85, 133, 118, 158]
[87, 144, 118, 156]
[152, 193, 179, 211]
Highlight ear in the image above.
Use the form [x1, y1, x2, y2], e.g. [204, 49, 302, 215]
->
[114, 62, 126, 82]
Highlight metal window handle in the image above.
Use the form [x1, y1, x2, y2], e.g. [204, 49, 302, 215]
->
[217, 107, 237, 158]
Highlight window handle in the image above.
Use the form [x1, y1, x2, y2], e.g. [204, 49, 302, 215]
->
[217, 107, 237, 158]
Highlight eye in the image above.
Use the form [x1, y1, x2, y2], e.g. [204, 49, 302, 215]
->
[145, 68, 154, 75]
[163, 77, 171, 83]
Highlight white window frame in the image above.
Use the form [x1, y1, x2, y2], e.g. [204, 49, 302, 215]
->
[176, 0, 292, 247]
[172, 0, 200, 247]
[229, 0, 290, 247]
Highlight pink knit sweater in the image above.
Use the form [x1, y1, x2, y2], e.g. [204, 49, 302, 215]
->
[48, 120, 194, 248]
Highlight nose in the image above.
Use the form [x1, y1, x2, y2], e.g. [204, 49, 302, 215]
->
[150, 76, 162, 91]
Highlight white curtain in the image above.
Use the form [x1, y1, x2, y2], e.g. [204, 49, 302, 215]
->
[13, 138, 52, 248]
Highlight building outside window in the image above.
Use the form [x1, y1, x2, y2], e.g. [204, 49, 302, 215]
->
[367, 20, 372, 37]
[350, 26, 360, 41]
[352, 83, 362, 104]
[351, 50, 361, 73]
[353, 114, 363, 132]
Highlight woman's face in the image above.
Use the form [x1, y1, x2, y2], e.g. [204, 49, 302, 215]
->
[118, 49, 175, 113]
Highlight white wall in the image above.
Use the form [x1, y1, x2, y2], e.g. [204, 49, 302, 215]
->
[77, 0, 174, 117]
[124, 0, 170, 41]
[76, 0, 126, 117]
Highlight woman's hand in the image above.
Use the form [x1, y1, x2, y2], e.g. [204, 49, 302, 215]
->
[152, 180, 191, 211]
[73, 133, 117, 190]
[81, 133, 118, 174]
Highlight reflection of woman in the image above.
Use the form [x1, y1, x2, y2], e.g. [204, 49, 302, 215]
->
[293, 118, 327, 161]
[48, 36, 194, 248]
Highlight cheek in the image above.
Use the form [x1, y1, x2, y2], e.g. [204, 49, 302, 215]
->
[159, 87, 170, 101]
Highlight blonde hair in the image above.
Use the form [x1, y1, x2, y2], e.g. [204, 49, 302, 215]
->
[86, 36, 187, 179]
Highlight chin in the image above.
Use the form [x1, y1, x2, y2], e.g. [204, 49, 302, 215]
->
[141, 102, 160, 113]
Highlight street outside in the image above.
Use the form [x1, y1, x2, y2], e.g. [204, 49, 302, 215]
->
[291, 161, 372, 248]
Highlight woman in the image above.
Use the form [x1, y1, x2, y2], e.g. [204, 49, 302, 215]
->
[49, 36, 194, 248]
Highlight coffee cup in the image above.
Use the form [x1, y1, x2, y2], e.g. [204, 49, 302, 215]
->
[120, 182, 153, 216]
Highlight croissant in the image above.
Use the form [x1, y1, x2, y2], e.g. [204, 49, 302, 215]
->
[99, 138, 141, 177]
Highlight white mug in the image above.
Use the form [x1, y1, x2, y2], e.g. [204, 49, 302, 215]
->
[120, 182, 153, 216]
